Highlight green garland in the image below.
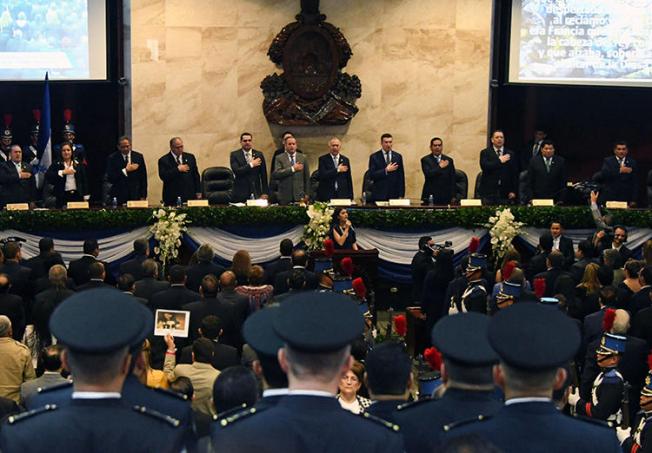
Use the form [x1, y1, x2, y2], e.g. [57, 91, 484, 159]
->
[0, 206, 648, 232]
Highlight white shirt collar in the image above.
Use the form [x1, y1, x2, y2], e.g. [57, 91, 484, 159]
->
[504, 397, 551, 406]
[287, 390, 335, 398]
[263, 388, 289, 398]
[72, 391, 121, 400]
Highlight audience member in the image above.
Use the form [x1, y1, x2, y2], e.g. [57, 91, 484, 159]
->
[582, 286, 618, 347]
[0, 315, 35, 402]
[0, 274, 24, 341]
[212, 366, 259, 415]
[570, 240, 597, 283]
[75, 261, 112, 291]
[119, 238, 149, 281]
[230, 250, 253, 286]
[179, 315, 239, 371]
[140, 339, 169, 389]
[235, 265, 273, 312]
[20, 345, 68, 404]
[133, 259, 169, 304]
[151, 265, 199, 311]
[32, 265, 74, 346]
[274, 249, 318, 295]
[411, 236, 436, 304]
[573, 262, 602, 319]
[643, 239, 652, 266]
[25, 237, 64, 281]
[603, 249, 625, 287]
[616, 260, 643, 309]
[526, 233, 553, 282]
[630, 265, 652, 316]
[169, 376, 213, 447]
[117, 273, 148, 305]
[68, 238, 114, 286]
[0, 240, 32, 302]
[186, 244, 225, 292]
[549, 221, 574, 269]
[337, 360, 371, 414]
[264, 239, 293, 285]
[533, 250, 569, 297]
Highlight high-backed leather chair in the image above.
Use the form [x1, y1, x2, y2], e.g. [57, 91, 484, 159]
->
[309, 170, 320, 201]
[473, 171, 483, 199]
[519, 170, 530, 204]
[102, 174, 113, 207]
[42, 183, 57, 209]
[361, 170, 374, 203]
[201, 167, 234, 205]
[455, 169, 468, 200]
[647, 170, 652, 207]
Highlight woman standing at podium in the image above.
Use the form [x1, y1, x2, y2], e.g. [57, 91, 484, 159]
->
[45, 141, 89, 208]
[330, 208, 358, 250]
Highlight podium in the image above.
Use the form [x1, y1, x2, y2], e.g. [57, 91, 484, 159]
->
[309, 249, 379, 292]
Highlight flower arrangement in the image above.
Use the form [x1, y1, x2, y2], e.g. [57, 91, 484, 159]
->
[485, 207, 524, 265]
[303, 202, 334, 251]
[149, 208, 190, 272]
[373, 312, 408, 343]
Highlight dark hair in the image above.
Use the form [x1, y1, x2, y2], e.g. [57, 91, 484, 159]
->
[212, 366, 259, 414]
[133, 239, 148, 255]
[614, 225, 628, 239]
[288, 269, 306, 290]
[280, 239, 293, 257]
[258, 353, 289, 389]
[201, 274, 219, 297]
[599, 286, 618, 307]
[169, 136, 182, 148]
[249, 265, 266, 286]
[280, 131, 293, 140]
[141, 259, 159, 278]
[3, 242, 20, 260]
[192, 338, 214, 363]
[83, 239, 98, 255]
[380, 133, 393, 141]
[240, 132, 252, 141]
[549, 220, 562, 229]
[418, 236, 432, 250]
[491, 129, 504, 138]
[540, 139, 555, 148]
[39, 237, 54, 253]
[597, 265, 614, 286]
[577, 240, 594, 259]
[200, 315, 222, 340]
[365, 342, 411, 396]
[547, 251, 564, 269]
[117, 273, 135, 291]
[538, 233, 553, 252]
[331, 207, 345, 225]
[88, 261, 104, 279]
[613, 141, 628, 149]
[168, 265, 186, 284]
[196, 244, 214, 262]
[117, 135, 131, 144]
[640, 266, 652, 286]
[624, 260, 643, 279]
[40, 345, 63, 372]
[444, 359, 494, 386]
[169, 376, 193, 400]
[430, 137, 443, 146]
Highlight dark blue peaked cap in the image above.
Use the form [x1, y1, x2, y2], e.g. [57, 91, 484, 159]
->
[432, 312, 498, 366]
[273, 292, 363, 352]
[243, 305, 284, 357]
[488, 303, 580, 370]
[50, 289, 152, 353]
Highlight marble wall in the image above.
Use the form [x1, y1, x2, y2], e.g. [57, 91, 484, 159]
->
[131, 0, 493, 203]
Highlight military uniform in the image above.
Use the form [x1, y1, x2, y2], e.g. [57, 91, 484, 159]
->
[211, 293, 404, 452]
[444, 303, 621, 452]
[622, 413, 652, 452]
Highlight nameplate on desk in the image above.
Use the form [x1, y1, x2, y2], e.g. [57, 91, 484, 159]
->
[389, 199, 410, 207]
[5, 203, 29, 211]
[127, 200, 149, 208]
[375, 201, 389, 207]
[605, 201, 628, 209]
[246, 199, 268, 207]
[187, 200, 209, 207]
[329, 199, 352, 206]
[66, 201, 89, 209]
[531, 199, 554, 207]
[460, 199, 482, 207]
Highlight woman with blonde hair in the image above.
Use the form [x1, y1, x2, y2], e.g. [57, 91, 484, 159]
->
[140, 339, 169, 389]
[231, 250, 253, 286]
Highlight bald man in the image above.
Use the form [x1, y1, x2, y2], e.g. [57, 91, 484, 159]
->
[316, 137, 353, 201]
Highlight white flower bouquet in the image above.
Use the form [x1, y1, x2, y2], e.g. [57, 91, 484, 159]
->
[485, 208, 524, 265]
[303, 202, 335, 251]
[149, 208, 190, 272]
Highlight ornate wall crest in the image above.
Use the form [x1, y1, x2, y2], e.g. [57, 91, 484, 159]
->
[260, 0, 361, 126]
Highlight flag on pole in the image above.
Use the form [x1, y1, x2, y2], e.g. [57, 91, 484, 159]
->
[35, 73, 51, 190]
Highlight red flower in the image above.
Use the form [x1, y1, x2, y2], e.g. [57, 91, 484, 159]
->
[323, 238, 335, 258]
[424, 346, 443, 371]
[393, 314, 407, 337]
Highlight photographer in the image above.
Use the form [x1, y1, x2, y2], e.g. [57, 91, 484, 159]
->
[411, 236, 436, 304]
[421, 242, 455, 340]
[589, 192, 632, 264]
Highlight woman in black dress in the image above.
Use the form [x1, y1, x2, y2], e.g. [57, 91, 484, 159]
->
[45, 141, 89, 208]
[329, 208, 358, 250]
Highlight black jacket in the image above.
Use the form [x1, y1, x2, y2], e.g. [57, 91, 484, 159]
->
[0, 160, 36, 206]
[479, 147, 518, 201]
[527, 154, 566, 201]
[158, 152, 201, 205]
[106, 150, 148, 204]
[230, 149, 268, 202]
[150, 285, 199, 312]
[44, 160, 89, 208]
[420, 153, 456, 204]
[186, 262, 226, 293]
[599, 155, 638, 203]
[179, 340, 239, 371]
[316, 153, 353, 201]
[367, 150, 405, 201]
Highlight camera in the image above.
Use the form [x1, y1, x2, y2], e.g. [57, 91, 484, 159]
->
[431, 240, 452, 251]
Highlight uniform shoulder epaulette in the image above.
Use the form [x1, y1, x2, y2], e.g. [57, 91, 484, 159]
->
[572, 413, 614, 429]
[602, 370, 624, 384]
[396, 396, 432, 411]
[212, 403, 248, 422]
[442, 414, 490, 432]
[214, 405, 266, 428]
[133, 405, 181, 427]
[152, 386, 188, 401]
[36, 381, 73, 394]
[361, 411, 400, 432]
[6, 404, 57, 424]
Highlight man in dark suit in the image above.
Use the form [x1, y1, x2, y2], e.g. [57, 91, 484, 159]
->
[0, 274, 25, 341]
[0, 145, 36, 207]
[632, 304, 652, 349]
[410, 236, 435, 304]
[599, 141, 638, 206]
[631, 265, 652, 316]
[75, 262, 114, 292]
[158, 137, 202, 206]
[25, 238, 64, 281]
[68, 239, 114, 286]
[230, 132, 268, 202]
[420, 137, 456, 205]
[186, 244, 225, 293]
[32, 264, 75, 345]
[533, 251, 569, 297]
[582, 286, 617, 348]
[479, 130, 518, 204]
[316, 137, 353, 201]
[549, 221, 574, 270]
[133, 259, 169, 305]
[0, 241, 32, 303]
[271, 136, 310, 205]
[273, 250, 318, 295]
[264, 239, 293, 285]
[519, 129, 547, 172]
[178, 315, 239, 371]
[526, 233, 553, 283]
[150, 265, 199, 312]
[216, 271, 249, 347]
[183, 274, 239, 349]
[119, 239, 149, 281]
[367, 133, 405, 201]
[570, 240, 597, 283]
[116, 274, 148, 306]
[596, 225, 633, 265]
[105, 136, 148, 205]
[527, 140, 566, 203]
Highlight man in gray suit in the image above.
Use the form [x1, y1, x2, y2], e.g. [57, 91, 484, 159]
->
[20, 345, 69, 405]
[271, 136, 310, 205]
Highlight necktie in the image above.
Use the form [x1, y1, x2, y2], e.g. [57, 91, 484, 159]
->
[385, 152, 390, 164]
[290, 155, 295, 166]
[245, 152, 252, 164]
[545, 158, 551, 173]
[496, 149, 502, 158]
[333, 155, 339, 191]
[177, 155, 182, 165]
[533, 143, 539, 157]
[436, 156, 441, 164]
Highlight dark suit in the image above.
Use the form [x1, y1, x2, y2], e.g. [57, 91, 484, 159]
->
[570, 258, 597, 283]
[420, 153, 456, 204]
[31, 286, 75, 346]
[274, 267, 319, 295]
[600, 155, 638, 203]
[25, 252, 64, 281]
[271, 152, 310, 205]
[411, 250, 435, 303]
[0, 160, 36, 207]
[179, 340, 239, 371]
[75, 279, 115, 292]
[67, 255, 98, 286]
[0, 292, 25, 341]
[630, 286, 652, 317]
[186, 262, 226, 293]
[158, 152, 201, 206]
[44, 160, 89, 208]
[0, 261, 32, 302]
[519, 139, 543, 172]
[443, 401, 620, 453]
[527, 154, 566, 202]
[395, 388, 502, 452]
[106, 150, 148, 204]
[479, 147, 518, 203]
[264, 256, 292, 285]
[367, 150, 405, 201]
[134, 277, 170, 306]
[316, 153, 353, 201]
[217, 289, 249, 348]
[119, 254, 148, 281]
[230, 148, 268, 202]
[632, 306, 652, 349]
[534, 268, 570, 297]
[582, 308, 606, 348]
[183, 297, 239, 349]
[553, 235, 575, 270]
[150, 285, 199, 312]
